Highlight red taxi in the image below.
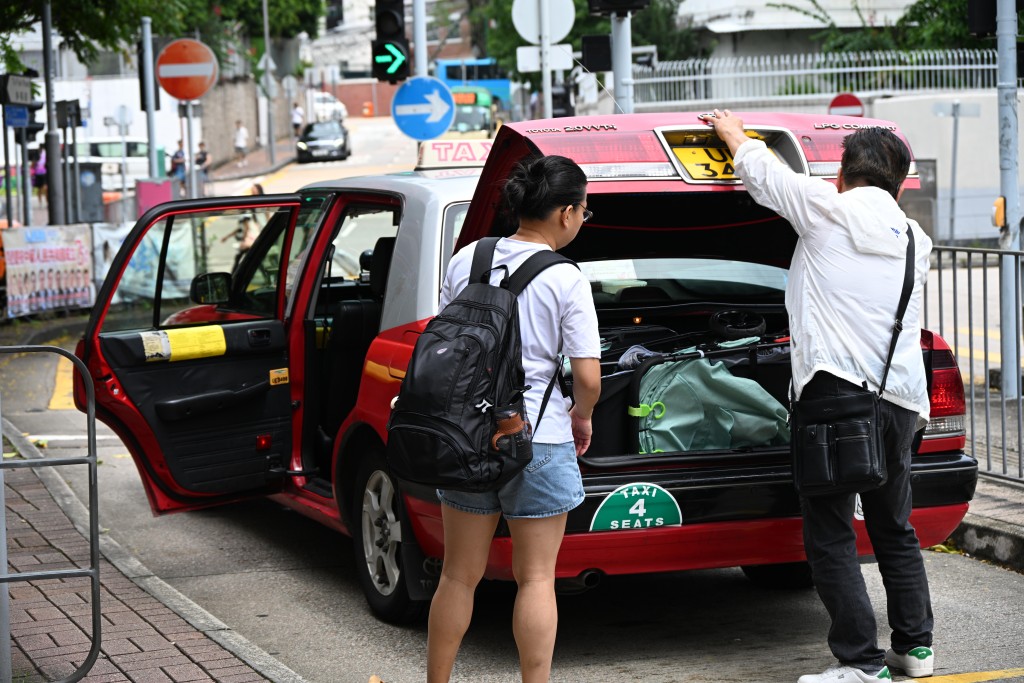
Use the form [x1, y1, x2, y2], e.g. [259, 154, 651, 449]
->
[75, 114, 977, 624]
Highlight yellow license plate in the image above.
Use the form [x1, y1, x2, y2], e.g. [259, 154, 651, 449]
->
[673, 146, 737, 180]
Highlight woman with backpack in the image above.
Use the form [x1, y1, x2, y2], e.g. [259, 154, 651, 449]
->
[426, 155, 602, 683]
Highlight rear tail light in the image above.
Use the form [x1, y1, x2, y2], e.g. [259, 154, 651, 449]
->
[531, 131, 678, 179]
[921, 331, 966, 446]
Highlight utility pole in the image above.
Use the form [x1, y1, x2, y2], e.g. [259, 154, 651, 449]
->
[996, 0, 1020, 398]
[42, 1, 65, 225]
[610, 11, 634, 114]
[262, 0, 276, 165]
[142, 17, 159, 178]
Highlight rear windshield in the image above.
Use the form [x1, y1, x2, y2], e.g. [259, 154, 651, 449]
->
[581, 258, 787, 304]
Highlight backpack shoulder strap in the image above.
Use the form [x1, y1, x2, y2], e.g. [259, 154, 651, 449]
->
[507, 250, 577, 296]
[469, 237, 501, 284]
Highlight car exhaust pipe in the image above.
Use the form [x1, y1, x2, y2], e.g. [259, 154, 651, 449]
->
[555, 569, 603, 595]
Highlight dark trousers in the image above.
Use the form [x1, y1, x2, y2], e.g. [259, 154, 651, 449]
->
[799, 372, 934, 671]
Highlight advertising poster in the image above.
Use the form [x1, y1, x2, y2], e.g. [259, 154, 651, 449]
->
[3, 225, 95, 318]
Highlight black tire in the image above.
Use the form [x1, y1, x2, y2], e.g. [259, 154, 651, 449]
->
[351, 450, 428, 624]
[741, 561, 815, 590]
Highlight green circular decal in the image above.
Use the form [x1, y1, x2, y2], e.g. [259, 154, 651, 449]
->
[589, 482, 682, 532]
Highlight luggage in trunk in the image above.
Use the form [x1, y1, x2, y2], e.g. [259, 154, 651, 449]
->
[582, 335, 793, 458]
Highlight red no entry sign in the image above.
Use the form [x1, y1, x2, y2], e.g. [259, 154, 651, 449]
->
[156, 39, 218, 100]
[828, 92, 864, 117]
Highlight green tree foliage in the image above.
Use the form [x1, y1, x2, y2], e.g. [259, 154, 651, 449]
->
[770, 0, 1019, 53]
[894, 0, 1003, 50]
[631, 0, 700, 62]
[0, 0, 321, 75]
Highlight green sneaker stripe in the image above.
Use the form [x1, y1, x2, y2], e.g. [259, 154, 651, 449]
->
[877, 666, 893, 680]
[907, 647, 934, 660]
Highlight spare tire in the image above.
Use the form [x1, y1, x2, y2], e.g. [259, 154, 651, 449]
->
[709, 310, 766, 340]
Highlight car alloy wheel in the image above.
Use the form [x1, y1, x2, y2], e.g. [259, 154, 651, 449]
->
[359, 468, 402, 597]
[351, 450, 427, 624]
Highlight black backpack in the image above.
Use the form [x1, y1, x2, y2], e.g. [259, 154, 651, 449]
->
[386, 237, 575, 492]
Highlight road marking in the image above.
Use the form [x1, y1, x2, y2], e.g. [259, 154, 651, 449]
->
[48, 357, 76, 411]
[918, 669, 1024, 682]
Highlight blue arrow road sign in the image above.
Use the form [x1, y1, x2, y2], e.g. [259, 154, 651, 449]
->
[391, 76, 455, 141]
[3, 104, 29, 128]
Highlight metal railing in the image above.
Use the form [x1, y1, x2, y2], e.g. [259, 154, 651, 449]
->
[925, 246, 1024, 483]
[633, 49, 1003, 110]
[0, 346, 101, 682]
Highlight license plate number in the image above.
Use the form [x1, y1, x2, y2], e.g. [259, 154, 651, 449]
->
[673, 146, 737, 180]
[313, 149, 330, 156]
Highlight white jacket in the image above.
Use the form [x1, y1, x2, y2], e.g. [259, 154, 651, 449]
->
[734, 139, 933, 426]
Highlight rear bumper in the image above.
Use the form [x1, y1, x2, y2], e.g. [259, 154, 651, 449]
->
[404, 452, 977, 581]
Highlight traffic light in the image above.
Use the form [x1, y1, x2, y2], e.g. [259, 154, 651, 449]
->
[967, 0, 997, 37]
[372, 0, 409, 82]
[587, 0, 651, 16]
[24, 100, 44, 142]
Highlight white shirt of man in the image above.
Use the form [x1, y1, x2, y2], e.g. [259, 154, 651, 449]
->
[292, 106, 304, 127]
[733, 138, 933, 427]
[440, 237, 602, 444]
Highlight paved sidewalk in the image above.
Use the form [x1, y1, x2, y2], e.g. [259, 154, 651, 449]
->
[208, 137, 299, 184]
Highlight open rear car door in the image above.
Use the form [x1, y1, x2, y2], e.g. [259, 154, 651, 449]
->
[75, 194, 330, 514]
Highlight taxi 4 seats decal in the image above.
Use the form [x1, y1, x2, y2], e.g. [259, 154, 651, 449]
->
[590, 482, 682, 531]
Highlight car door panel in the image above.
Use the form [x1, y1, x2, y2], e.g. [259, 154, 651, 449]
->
[96, 321, 291, 494]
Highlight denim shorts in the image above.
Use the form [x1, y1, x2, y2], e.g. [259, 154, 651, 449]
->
[437, 442, 584, 519]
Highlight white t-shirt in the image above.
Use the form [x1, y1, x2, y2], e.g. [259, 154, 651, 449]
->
[291, 106, 304, 126]
[439, 237, 602, 444]
[734, 139, 933, 426]
[234, 125, 249, 149]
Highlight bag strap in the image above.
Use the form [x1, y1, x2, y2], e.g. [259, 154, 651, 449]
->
[469, 236, 502, 284]
[878, 224, 916, 395]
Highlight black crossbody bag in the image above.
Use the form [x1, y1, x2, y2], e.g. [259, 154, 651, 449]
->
[790, 226, 915, 497]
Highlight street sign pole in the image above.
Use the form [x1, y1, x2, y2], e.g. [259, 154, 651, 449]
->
[186, 102, 197, 199]
[20, 128, 31, 227]
[997, 0, 1021, 398]
[414, 0, 427, 77]
[262, 0, 276, 165]
[2, 106, 12, 227]
[142, 17, 159, 178]
[43, 0, 66, 225]
[539, 0, 552, 118]
[611, 11, 634, 113]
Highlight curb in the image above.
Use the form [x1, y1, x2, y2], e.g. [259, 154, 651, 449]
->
[950, 512, 1024, 573]
[2, 416, 310, 683]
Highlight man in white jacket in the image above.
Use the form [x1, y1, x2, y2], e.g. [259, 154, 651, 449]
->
[709, 109, 935, 683]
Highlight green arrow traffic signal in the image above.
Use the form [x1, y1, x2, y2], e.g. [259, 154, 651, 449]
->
[374, 41, 407, 75]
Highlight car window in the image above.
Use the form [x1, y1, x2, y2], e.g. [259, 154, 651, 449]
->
[100, 199, 329, 332]
[307, 122, 344, 139]
[441, 201, 471, 275]
[580, 258, 788, 304]
[328, 204, 399, 280]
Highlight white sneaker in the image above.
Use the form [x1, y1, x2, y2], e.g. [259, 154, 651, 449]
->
[885, 647, 934, 677]
[798, 665, 892, 683]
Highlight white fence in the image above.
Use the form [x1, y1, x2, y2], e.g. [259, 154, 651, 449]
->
[633, 49, 1004, 111]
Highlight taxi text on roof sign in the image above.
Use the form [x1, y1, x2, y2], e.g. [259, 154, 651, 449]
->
[416, 140, 492, 169]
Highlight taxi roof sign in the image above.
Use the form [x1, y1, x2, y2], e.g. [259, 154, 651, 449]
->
[415, 139, 492, 170]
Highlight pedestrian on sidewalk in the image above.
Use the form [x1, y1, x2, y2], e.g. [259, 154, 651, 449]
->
[291, 102, 305, 136]
[234, 120, 250, 167]
[194, 141, 212, 196]
[708, 109, 936, 683]
[425, 155, 601, 683]
[169, 140, 186, 197]
[32, 149, 47, 206]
